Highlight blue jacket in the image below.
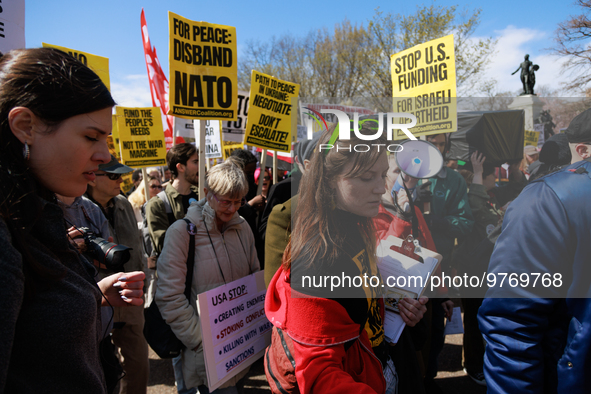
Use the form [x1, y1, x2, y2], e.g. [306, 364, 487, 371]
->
[478, 159, 591, 393]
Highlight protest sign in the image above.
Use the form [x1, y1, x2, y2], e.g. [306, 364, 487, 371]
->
[222, 90, 249, 143]
[390, 34, 457, 139]
[120, 173, 135, 195]
[533, 123, 545, 149]
[108, 115, 122, 161]
[244, 71, 300, 152]
[168, 11, 237, 120]
[42, 43, 110, 91]
[524, 130, 540, 147]
[195, 120, 223, 159]
[174, 116, 195, 144]
[0, 0, 25, 53]
[116, 107, 166, 168]
[107, 135, 121, 161]
[197, 271, 271, 390]
[222, 141, 244, 160]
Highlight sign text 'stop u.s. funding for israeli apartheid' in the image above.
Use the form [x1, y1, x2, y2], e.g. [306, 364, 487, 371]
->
[390, 34, 457, 139]
[168, 11, 238, 121]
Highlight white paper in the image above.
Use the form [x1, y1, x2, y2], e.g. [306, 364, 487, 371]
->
[384, 310, 406, 344]
[197, 272, 271, 391]
[444, 306, 463, 335]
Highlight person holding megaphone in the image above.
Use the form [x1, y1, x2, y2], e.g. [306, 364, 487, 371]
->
[386, 134, 474, 391]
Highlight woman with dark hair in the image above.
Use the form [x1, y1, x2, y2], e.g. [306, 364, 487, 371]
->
[0, 48, 144, 393]
[265, 122, 427, 393]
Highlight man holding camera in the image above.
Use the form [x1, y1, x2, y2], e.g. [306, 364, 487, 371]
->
[86, 155, 149, 394]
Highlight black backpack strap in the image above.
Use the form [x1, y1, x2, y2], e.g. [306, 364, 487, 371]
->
[183, 219, 197, 300]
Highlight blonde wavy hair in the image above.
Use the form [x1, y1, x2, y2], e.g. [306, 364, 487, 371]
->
[128, 176, 159, 210]
[205, 160, 248, 199]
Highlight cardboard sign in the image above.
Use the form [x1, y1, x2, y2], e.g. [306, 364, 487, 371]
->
[524, 130, 540, 148]
[0, 0, 25, 53]
[244, 71, 300, 153]
[197, 271, 271, 390]
[533, 123, 545, 149]
[174, 116, 196, 144]
[390, 34, 457, 139]
[42, 43, 110, 91]
[222, 140, 244, 160]
[168, 12, 237, 120]
[195, 120, 223, 159]
[108, 115, 122, 161]
[116, 107, 167, 168]
[106, 135, 121, 161]
[222, 90, 249, 143]
[120, 173, 135, 195]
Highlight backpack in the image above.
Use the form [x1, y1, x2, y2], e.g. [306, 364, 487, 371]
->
[142, 190, 176, 268]
[264, 326, 364, 394]
[143, 218, 197, 359]
[265, 327, 300, 394]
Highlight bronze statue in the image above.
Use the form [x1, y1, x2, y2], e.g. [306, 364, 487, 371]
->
[512, 54, 539, 95]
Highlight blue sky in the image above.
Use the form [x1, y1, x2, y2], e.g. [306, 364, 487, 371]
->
[26, 0, 582, 106]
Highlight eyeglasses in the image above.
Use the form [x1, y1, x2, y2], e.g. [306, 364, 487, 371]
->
[95, 173, 122, 181]
[212, 194, 246, 208]
[150, 185, 163, 190]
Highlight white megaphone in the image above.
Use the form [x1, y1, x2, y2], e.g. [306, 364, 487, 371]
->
[393, 139, 444, 213]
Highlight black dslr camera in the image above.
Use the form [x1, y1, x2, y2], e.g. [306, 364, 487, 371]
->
[79, 227, 132, 272]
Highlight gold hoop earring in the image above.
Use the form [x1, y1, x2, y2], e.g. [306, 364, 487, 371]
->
[23, 142, 30, 160]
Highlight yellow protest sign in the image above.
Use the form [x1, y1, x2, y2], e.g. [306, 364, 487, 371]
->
[244, 71, 299, 153]
[524, 130, 540, 147]
[108, 115, 122, 160]
[222, 140, 244, 160]
[115, 107, 167, 168]
[106, 135, 120, 160]
[111, 114, 120, 142]
[168, 12, 237, 120]
[390, 34, 457, 139]
[120, 173, 135, 195]
[42, 43, 110, 91]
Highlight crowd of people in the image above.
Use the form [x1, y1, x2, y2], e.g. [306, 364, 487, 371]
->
[1, 47, 589, 394]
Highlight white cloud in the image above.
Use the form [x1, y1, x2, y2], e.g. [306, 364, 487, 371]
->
[110, 74, 153, 107]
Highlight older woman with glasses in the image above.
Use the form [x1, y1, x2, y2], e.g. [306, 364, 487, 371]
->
[155, 160, 260, 394]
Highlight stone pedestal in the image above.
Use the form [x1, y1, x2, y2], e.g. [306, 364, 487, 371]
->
[508, 95, 544, 131]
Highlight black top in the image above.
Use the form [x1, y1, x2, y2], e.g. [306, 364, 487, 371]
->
[0, 198, 106, 393]
[181, 191, 199, 214]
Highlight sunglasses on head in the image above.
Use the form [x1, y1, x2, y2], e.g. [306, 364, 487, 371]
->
[95, 173, 122, 181]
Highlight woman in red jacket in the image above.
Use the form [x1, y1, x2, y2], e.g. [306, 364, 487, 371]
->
[265, 123, 427, 393]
